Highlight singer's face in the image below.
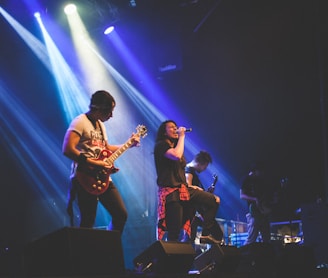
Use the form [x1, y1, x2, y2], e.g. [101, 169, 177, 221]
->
[165, 122, 178, 139]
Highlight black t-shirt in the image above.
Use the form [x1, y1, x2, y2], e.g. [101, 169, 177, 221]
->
[154, 140, 186, 187]
[185, 166, 205, 190]
[240, 174, 268, 206]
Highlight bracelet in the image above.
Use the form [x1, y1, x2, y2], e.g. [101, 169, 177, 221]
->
[78, 153, 87, 164]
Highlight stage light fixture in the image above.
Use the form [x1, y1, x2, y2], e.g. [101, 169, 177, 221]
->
[129, 0, 137, 7]
[104, 26, 114, 35]
[34, 12, 41, 19]
[64, 4, 77, 15]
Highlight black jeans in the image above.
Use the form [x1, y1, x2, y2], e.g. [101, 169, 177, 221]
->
[165, 187, 222, 241]
[72, 178, 128, 234]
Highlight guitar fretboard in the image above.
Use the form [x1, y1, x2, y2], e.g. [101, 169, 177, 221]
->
[105, 139, 134, 165]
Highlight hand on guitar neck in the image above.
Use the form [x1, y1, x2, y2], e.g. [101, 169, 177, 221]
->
[207, 174, 221, 204]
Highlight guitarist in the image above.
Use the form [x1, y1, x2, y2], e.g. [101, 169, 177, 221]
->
[240, 161, 272, 245]
[62, 90, 140, 232]
[185, 151, 222, 244]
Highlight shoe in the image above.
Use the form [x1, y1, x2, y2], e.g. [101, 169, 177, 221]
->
[199, 235, 222, 245]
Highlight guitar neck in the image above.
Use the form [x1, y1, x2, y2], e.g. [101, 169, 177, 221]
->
[105, 138, 134, 165]
[207, 174, 218, 193]
[211, 175, 218, 187]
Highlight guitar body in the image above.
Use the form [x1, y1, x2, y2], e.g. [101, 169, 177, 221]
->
[76, 150, 119, 195]
[249, 200, 272, 217]
[75, 125, 147, 196]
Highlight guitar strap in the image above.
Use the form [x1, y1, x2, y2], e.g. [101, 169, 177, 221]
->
[85, 113, 107, 148]
[97, 120, 106, 143]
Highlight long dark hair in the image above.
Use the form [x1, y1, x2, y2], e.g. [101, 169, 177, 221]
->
[155, 120, 177, 142]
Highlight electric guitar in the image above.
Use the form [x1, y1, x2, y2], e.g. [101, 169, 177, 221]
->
[249, 177, 286, 216]
[207, 173, 218, 193]
[76, 125, 147, 195]
[194, 173, 218, 220]
[249, 199, 272, 216]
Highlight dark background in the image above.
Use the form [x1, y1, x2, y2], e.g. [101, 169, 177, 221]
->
[1, 0, 328, 272]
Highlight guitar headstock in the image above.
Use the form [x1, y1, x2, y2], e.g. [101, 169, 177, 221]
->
[212, 173, 218, 184]
[136, 125, 148, 138]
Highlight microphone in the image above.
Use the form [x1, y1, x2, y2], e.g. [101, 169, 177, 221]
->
[177, 128, 192, 133]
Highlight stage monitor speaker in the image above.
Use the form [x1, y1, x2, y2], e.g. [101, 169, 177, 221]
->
[301, 202, 328, 266]
[133, 240, 196, 274]
[236, 242, 276, 274]
[276, 244, 316, 276]
[193, 244, 241, 274]
[24, 227, 125, 277]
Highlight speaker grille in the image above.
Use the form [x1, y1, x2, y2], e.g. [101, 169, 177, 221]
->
[133, 240, 196, 274]
[24, 227, 125, 276]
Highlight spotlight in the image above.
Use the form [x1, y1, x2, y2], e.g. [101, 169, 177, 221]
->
[64, 4, 77, 15]
[104, 26, 114, 35]
[34, 12, 41, 18]
[129, 0, 137, 7]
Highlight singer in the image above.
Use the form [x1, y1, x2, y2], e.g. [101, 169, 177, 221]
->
[154, 120, 223, 243]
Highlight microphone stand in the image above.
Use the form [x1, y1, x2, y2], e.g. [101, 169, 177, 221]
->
[280, 177, 295, 244]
